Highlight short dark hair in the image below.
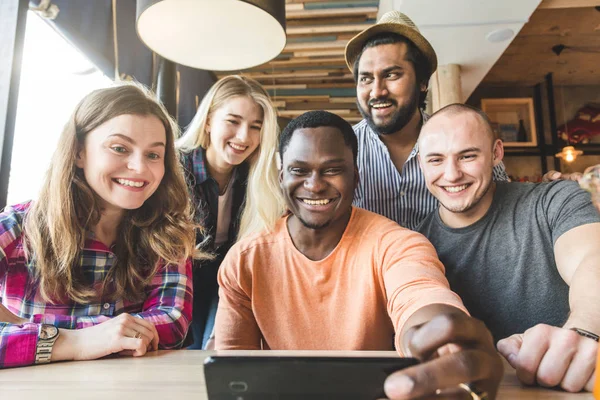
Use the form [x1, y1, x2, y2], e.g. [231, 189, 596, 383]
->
[279, 111, 358, 164]
[353, 33, 431, 110]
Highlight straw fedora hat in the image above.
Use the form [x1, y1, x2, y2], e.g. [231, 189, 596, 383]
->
[345, 11, 437, 75]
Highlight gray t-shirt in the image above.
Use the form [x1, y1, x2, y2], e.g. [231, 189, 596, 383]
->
[417, 181, 600, 342]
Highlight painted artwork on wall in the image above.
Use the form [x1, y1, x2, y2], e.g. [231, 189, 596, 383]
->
[481, 98, 537, 147]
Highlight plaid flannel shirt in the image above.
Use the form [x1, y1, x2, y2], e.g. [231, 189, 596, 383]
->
[180, 148, 248, 348]
[0, 202, 193, 368]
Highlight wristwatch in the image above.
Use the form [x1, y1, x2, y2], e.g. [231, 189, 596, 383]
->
[35, 324, 59, 364]
[570, 327, 599, 342]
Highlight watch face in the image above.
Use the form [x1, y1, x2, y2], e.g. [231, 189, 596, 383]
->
[40, 324, 59, 340]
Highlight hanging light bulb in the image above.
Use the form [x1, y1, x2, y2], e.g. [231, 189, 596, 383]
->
[565, 152, 574, 162]
[555, 146, 583, 163]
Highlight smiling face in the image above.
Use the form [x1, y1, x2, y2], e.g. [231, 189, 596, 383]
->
[280, 126, 357, 232]
[418, 111, 503, 226]
[205, 95, 263, 169]
[356, 42, 423, 135]
[76, 113, 166, 215]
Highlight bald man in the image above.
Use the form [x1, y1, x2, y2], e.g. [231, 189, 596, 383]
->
[416, 103, 600, 393]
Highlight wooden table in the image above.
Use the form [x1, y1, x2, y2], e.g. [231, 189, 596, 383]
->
[0, 350, 593, 399]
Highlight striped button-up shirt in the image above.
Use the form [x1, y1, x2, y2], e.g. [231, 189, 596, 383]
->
[353, 118, 509, 230]
[0, 202, 193, 369]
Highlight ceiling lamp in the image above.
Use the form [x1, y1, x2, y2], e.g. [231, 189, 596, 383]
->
[555, 146, 583, 163]
[136, 0, 286, 71]
[486, 28, 514, 43]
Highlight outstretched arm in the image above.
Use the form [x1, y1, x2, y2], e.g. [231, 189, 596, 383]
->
[381, 231, 503, 398]
[497, 223, 600, 392]
[385, 311, 503, 400]
[557, 223, 600, 334]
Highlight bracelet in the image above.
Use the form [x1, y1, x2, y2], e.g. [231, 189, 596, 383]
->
[570, 327, 599, 342]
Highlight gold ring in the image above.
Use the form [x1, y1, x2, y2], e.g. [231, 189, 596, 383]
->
[457, 383, 488, 400]
[134, 332, 142, 339]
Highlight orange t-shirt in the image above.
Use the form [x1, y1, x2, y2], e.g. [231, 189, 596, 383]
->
[215, 207, 466, 353]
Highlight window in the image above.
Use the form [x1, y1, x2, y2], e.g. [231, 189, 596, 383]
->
[7, 12, 112, 205]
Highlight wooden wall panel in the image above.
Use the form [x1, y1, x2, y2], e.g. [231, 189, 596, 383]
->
[214, 1, 379, 124]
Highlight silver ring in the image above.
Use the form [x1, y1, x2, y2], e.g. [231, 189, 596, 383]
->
[457, 383, 488, 400]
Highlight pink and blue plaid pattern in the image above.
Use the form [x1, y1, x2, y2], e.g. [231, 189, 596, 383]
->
[0, 202, 193, 368]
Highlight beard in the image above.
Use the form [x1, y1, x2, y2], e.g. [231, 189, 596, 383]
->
[358, 84, 422, 136]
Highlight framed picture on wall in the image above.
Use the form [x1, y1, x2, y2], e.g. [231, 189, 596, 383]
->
[481, 98, 537, 147]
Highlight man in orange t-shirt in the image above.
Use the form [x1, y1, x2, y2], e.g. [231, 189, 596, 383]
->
[214, 111, 503, 399]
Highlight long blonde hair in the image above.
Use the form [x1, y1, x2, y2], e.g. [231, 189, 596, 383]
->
[177, 75, 284, 239]
[24, 83, 203, 304]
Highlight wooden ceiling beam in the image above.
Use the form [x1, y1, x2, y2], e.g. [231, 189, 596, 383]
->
[483, 54, 600, 86]
[538, 0, 600, 8]
[482, 6, 600, 86]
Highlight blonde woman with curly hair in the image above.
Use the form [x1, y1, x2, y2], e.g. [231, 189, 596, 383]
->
[177, 75, 284, 349]
[0, 83, 203, 369]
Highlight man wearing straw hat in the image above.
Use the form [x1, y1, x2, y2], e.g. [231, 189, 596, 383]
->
[345, 11, 508, 230]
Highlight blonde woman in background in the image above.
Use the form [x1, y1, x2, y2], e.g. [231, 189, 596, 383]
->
[0, 83, 201, 368]
[177, 75, 284, 349]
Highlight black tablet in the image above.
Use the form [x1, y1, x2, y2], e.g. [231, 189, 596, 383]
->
[203, 355, 419, 399]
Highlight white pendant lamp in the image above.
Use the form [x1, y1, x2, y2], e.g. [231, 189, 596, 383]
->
[136, 0, 286, 71]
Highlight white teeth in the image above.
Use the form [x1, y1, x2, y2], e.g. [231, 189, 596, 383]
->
[371, 103, 392, 109]
[116, 178, 144, 188]
[302, 199, 332, 206]
[444, 184, 468, 193]
[229, 143, 246, 151]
